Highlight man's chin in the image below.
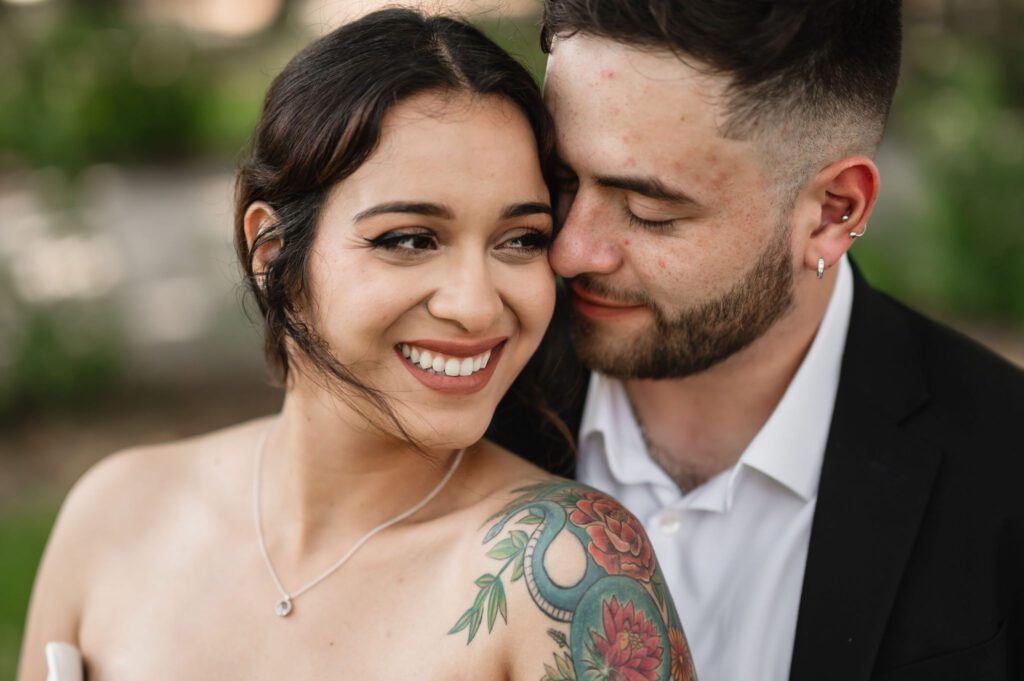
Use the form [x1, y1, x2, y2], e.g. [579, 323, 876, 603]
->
[570, 321, 659, 379]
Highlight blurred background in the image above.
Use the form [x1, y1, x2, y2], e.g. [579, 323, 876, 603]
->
[0, 0, 1021, 674]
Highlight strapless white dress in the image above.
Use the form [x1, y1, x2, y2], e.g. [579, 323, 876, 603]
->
[45, 642, 83, 681]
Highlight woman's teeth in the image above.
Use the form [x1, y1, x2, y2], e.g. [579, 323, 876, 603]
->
[399, 344, 493, 377]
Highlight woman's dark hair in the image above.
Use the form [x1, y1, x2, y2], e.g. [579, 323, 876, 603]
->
[235, 8, 555, 445]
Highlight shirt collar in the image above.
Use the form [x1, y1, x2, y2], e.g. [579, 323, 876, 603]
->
[579, 255, 855, 505]
[579, 372, 677, 490]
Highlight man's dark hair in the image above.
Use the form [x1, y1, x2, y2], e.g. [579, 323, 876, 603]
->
[542, 0, 902, 177]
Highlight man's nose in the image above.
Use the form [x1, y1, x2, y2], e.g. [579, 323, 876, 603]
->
[550, 194, 623, 278]
[426, 255, 503, 335]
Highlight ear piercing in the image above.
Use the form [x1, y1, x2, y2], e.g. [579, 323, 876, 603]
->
[817, 211, 858, 279]
[842, 212, 868, 239]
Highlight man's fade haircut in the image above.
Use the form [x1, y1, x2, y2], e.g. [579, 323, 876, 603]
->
[541, 0, 902, 187]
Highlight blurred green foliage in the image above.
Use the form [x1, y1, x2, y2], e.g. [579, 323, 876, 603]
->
[0, 7, 270, 171]
[0, 306, 122, 421]
[0, 499, 60, 679]
[477, 15, 547, 85]
[857, 27, 1024, 322]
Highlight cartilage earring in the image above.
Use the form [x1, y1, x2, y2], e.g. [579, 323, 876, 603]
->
[817, 257, 825, 279]
[841, 214, 850, 223]
[849, 222, 868, 239]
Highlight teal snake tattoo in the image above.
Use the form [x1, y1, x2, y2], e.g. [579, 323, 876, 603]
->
[450, 481, 696, 681]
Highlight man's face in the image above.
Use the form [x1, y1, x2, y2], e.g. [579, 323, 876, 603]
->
[545, 35, 799, 379]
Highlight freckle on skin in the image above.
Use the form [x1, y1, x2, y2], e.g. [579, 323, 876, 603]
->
[623, 239, 631, 246]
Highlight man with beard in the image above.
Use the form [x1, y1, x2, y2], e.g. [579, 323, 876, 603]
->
[491, 1, 1024, 680]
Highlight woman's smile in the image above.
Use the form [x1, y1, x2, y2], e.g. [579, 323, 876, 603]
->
[395, 338, 508, 394]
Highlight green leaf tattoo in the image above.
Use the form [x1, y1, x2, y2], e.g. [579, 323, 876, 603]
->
[450, 481, 698, 681]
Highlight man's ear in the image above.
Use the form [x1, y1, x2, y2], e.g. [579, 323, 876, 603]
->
[242, 201, 283, 283]
[802, 155, 880, 275]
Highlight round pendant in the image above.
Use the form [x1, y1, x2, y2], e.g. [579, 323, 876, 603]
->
[275, 597, 293, 617]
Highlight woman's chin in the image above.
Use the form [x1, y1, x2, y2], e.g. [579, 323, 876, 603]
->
[402, 412, 492, 453]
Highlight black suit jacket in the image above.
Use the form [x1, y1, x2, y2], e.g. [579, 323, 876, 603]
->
[488, 268, 1024, 680]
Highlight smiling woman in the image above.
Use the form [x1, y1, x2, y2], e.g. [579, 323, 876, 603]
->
[241, 88, 557, 444]
[16, 8, 694, 681]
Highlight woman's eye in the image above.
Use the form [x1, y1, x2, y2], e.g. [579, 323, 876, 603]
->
[367, 231, 438, 252]
[500, 230, 551, 254]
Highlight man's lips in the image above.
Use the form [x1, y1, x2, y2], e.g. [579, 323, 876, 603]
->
[568, 281, 647, 319]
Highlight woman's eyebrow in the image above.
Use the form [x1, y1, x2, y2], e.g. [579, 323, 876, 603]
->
[353, 201, 454, 222]
[501, 202, 552, 219]
[354, 201, 551, 222]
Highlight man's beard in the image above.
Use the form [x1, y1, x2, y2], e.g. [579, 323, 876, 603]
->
[569, 226, 796, 379]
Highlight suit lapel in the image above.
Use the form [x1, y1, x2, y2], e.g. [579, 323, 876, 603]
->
[789, 271, 942, 681]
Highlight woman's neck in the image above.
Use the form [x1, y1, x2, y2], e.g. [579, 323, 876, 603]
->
[257, 383, 462, 560]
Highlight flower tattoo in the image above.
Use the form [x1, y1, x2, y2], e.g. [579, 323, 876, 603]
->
[569, 491, 656, 582]
[588, 596, 664, 681]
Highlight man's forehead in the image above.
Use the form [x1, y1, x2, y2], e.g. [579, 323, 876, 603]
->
[546, 35, 724, 111]
[544, 33, 752, 189]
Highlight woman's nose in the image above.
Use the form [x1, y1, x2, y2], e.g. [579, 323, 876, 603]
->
[426, 255, 504, 334]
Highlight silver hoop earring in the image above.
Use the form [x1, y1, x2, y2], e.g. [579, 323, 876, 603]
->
[849, 222, 868, 239]
[817, 257, 825, 279]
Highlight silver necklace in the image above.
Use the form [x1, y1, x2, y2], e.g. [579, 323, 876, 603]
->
[252, 422, 465, 618]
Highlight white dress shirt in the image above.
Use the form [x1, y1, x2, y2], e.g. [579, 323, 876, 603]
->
[577, 256, 854, 681]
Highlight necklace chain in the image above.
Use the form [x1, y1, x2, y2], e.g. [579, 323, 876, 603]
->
[252, 422, 465, 618]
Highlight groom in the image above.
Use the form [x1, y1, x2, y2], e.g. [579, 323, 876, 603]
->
[492, 1, 1024, 680]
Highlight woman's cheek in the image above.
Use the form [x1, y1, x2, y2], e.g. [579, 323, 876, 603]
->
[506, 259, 557, 338]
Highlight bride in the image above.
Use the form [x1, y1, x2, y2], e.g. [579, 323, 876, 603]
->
[18, 9, 695, 680]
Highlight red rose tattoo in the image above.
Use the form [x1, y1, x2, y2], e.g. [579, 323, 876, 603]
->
[568, 492, 656, 582]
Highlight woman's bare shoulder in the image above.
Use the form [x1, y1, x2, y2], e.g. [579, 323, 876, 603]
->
[44, 416, 270, 576]
[66, 417, 267, 516]
[48, 415, 270, 576]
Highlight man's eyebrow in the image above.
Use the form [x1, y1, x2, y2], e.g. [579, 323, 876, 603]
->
[595, 175, 699, 205]
[353, 202, 454, 222]
[501, 202, 552, 219]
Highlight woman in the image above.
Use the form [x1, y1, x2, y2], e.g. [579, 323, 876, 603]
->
[18, 9, 696, 680]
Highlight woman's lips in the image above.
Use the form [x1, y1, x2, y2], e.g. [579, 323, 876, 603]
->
[403, 337, 506, 357]
[569, 281, 647, 319]
[396, 340, 506, 395]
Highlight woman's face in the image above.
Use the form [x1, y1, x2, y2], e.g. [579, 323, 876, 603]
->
[302, 92, 555, 447]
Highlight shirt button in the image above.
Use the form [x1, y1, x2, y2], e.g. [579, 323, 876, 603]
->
[655, 510, 682, 535]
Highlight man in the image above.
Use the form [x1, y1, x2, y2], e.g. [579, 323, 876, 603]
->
[491, 1, 1024, 679]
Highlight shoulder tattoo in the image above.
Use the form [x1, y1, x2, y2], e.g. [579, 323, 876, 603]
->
[449, 481, 697, 681]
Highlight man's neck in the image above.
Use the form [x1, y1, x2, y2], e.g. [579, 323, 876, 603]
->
[624, 275, 836, 491]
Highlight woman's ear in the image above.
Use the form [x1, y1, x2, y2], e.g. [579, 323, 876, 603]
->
[801, 155, 880, 275]
[243, 201, 283, 283]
